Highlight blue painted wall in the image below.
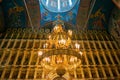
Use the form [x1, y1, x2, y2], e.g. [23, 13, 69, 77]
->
[87, 0, 114, 30]
[0, 0, 116, 31]
[1, 0, 41, 29]
[1, 0, 27, 28]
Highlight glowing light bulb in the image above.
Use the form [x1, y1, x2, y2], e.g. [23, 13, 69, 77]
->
[38, 51, 43, 56]
[43, 43, 48, 48]
[75, 43, 80, 49]
[58, 39, 66, 45]
[70, 57, 74, 62]
[45, 57, 50, 62]
[68, 30, 72, 36]
[79, 51, 83, 55]
[48, 35, 51, 39]
[54, 26, 58, 30]
[56, 57, 63, 64]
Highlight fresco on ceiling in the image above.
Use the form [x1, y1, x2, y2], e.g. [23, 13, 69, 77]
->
[41, 0, 78, 13]
[1, 0, 26, 28]
[39, 0, 80, 27]
[88, 0, 114, 30]
[25, 0, 40, 28]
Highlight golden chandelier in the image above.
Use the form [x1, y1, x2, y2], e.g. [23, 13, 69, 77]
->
[38, 20, 83, 76]
[48, 24, 72, 49]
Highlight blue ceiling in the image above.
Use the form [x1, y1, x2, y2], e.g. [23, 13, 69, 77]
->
[0, 0, 117, 32]
[39, 0, 80, 26]
[40, 0, 78, 13]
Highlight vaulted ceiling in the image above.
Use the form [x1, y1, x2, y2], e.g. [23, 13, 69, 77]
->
[0, 0, 119, 32]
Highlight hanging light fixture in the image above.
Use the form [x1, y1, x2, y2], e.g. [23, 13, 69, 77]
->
[48, 24, 71, 49]
[38, 19, 83, 74]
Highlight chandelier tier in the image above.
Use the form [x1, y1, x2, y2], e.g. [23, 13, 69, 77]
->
[39, 49, 82, 70]
[48, 24, 72, 49]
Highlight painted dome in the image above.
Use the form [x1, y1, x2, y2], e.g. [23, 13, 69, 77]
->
[40, 0, 78, 12]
